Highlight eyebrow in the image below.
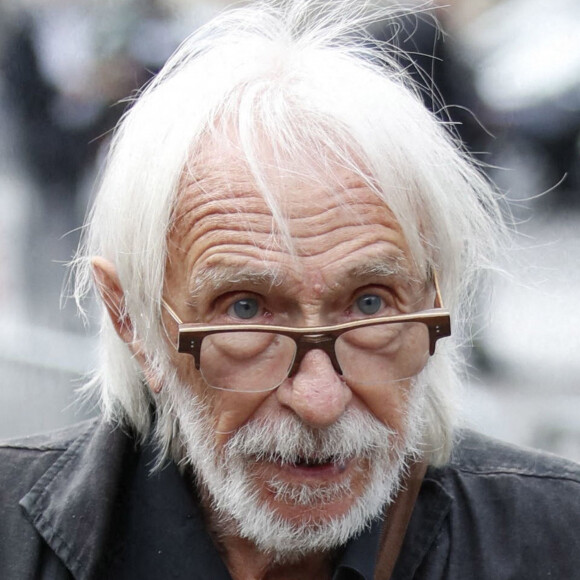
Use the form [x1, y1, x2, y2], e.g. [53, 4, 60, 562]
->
[189, 264, 283, 301]
[345, 256, 408, 282]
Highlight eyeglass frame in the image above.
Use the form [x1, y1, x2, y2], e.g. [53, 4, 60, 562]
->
[161, 273, 451, 381]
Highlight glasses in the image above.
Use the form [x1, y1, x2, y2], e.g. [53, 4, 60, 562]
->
[162, 279, 451, 393]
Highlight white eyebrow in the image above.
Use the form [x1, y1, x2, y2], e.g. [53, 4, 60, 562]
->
[189, 264, 283, 301]
[346, 256, 408, 281]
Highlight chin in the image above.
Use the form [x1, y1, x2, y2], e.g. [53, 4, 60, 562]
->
[220, 450, 406, 562]
[252, 456, 372, 524]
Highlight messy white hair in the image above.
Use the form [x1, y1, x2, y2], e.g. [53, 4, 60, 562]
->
[73, 0, 506, 466]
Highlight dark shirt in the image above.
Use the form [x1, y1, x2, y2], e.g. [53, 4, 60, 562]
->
[1, 418, 580, 579]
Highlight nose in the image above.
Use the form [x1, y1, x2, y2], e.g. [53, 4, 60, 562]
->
[276, 349, 352, 428]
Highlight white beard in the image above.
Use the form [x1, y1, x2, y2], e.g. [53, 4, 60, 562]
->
[167, 376, 426, 562]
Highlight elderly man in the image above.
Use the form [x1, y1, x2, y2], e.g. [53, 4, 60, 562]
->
[1, 2, 579, 579]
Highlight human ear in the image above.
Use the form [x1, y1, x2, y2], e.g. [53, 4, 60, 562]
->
[92, 257, 134, 344]
[92, 257, 163, 393]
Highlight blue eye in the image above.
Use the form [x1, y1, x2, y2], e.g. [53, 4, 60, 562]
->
[356, 294, 383, 315]
[230, 298, 259, 320]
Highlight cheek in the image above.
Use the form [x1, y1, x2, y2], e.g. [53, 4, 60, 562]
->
[173, 353, 271, 448]
[354, 381, 412, 436]
[211, 391, 272, 448]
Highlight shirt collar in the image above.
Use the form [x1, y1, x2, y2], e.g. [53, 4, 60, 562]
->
[19, 420, 232, 580]
[333, 516, 384, 580]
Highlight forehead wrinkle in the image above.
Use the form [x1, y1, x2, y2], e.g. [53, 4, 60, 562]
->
[174, 186, 270, 227]
[176, 164, 270, 226]
[169, 192, 277, 262]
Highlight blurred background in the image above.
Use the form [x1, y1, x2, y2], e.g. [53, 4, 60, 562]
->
[0, 0, 579, 460]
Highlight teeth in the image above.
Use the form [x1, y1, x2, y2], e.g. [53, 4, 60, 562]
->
[297, 456, 332, 466]
[263, 454, 349, 468]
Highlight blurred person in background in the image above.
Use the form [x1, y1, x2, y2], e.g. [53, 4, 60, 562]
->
[457, 0, 580, 211]
[371, 0, 489, 157]
[1, 1, 579, 579]
[1, 0, 177, 328]
[2, 0, 175, 204]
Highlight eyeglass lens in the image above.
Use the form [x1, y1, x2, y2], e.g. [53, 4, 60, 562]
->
[198, 321, 430, 392]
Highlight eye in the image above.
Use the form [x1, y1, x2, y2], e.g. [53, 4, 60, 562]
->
[355, 294, 383, 316]
[228, 297, 260, 320]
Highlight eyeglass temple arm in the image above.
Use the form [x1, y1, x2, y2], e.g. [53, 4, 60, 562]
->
[161, 299, 186, 352]
[162, 299, 184, 325]
[432, 270, 445, 309]
[161, 299, 204, 367]
[428, 270, 451, 355]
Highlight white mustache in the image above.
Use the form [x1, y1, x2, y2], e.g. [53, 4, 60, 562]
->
[224, 408, 397, 465]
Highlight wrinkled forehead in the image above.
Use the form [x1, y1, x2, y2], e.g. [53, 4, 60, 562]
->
[164, 135, 424, 301]
[172, 132, 401, 242]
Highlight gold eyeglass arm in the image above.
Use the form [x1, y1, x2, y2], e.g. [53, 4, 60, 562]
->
[432, 270, 445, 309]
[161, 298, 184, 325]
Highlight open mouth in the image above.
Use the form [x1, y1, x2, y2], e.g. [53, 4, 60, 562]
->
[294, 456, 329, 467]
[258, 453, 350, 475]
[293, 456, 344, 468]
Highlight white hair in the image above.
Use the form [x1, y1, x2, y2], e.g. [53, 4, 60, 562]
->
[73, 0, 507, 466]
